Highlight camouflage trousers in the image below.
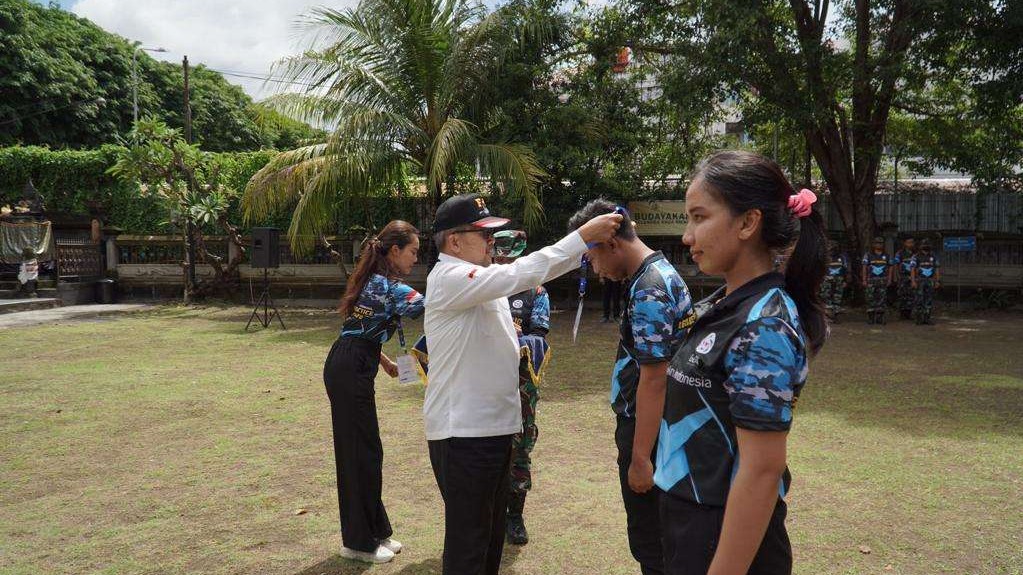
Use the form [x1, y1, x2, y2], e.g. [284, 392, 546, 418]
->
[866, 278, 888, 313]
[914, 279, 935, 321]
[819, 276, 846, 314]
[897, 275, 915, 313]
[510, 358, 540, 495]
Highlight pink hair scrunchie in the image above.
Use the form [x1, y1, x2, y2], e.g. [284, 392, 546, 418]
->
[788, 188, 817, 218]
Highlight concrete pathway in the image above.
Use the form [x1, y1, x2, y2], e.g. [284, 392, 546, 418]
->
[0, 304, 152, 329]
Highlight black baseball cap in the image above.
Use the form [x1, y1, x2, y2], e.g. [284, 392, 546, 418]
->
[433, 194, 509, 233]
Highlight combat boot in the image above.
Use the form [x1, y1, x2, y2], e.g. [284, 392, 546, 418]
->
[506, 491, 528, 545]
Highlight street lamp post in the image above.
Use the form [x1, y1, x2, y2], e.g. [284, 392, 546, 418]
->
[132, 45, 168, 124]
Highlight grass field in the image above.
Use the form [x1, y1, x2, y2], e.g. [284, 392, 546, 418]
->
[1, 305, 1021, 575]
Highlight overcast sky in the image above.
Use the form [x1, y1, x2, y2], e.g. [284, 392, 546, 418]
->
[51, 0, 834, 101]
[55, 0, 517, 100]
[61, 0, 359, 99]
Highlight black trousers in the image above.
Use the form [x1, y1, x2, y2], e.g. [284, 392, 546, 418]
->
[429, 435, 514, 575]
[660, 494, 792, 575]
[323, 337, 392, 552]
[604, 280, 623, 319]
[615, 415, 664, 575]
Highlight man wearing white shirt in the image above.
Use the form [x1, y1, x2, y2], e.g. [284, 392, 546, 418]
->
[424, 193, 621, 575]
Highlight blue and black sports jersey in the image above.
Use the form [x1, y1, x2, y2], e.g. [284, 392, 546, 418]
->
[611, 251, 696, 417]
[893, 249, 915, 276]
[912, 254, 939, 279]
[826, 254, 849, 277]
[654, 272, 808, 507]
[340, 274, 425, 343]
[862, 251, 891, 279]
[509, 286, 550, 336]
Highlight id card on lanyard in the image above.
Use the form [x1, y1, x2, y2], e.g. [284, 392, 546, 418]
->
[393, 316, 422, 385]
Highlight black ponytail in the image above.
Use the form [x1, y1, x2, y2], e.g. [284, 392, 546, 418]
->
[692, 150, 828, 354]
[783, 210, 828, 354]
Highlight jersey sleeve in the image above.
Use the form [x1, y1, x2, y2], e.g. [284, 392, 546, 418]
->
[529, 288, 551, 335]
[391, 281, 425, 319]
[861, 254, 870, 265]
[629, 285, 679, 364]
[723, 316, 807, 431]
[909, 257, 918, 269]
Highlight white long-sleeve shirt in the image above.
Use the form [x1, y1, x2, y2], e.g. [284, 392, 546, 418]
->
[423, 231, 587, 440]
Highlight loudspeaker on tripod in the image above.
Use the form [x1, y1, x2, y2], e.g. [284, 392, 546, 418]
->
[251, 227, 280, 269]
[246, 227, 285, 330]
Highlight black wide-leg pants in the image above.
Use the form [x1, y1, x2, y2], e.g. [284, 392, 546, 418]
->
[323, 336, 393, 552]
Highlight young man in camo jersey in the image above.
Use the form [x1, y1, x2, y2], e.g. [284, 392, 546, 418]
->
[893, 237, 917, 320]
[820, 241, 851, 320]
[568, 199, 696, 575]
[862, 236, 893, 325]
[492, 230, 551, 545]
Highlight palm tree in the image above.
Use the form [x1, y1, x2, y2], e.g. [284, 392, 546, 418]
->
[242, 0, 547, 252]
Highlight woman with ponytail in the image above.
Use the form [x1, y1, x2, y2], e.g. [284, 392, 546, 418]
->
[325, 220, 424, 564]
[654, 150, 827, 575]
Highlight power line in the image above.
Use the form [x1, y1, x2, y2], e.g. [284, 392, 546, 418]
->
[207, 68, 320, 88]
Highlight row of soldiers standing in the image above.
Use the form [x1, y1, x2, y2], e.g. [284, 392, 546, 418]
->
[819, 236, 942, 325]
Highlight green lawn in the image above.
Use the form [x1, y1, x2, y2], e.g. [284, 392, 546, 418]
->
[1, 305, 1021, 575]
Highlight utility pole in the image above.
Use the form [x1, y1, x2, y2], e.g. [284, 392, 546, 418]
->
[183, 55, 197, 300]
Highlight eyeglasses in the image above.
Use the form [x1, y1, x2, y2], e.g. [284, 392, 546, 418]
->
[450, 228, 495, 239]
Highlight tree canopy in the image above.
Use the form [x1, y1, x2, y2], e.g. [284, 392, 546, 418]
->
[0, 0, 320, 151]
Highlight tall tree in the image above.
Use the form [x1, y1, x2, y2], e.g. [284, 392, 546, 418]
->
[241, 0, 547, 251]
[0, 0, 318, 151]
[617, 0, 1013, 258]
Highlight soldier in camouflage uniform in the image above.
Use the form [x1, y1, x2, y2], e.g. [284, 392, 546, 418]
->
[911, 239, 941, 325]
[820, 242, 850, 320]
[861, 236, 893, 325]
[493, 230, 551, 546]
[892, 237, 917, 319]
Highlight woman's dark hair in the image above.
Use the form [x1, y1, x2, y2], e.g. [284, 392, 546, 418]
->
[338, 220, 419, 317]
[692, 150, 828, 354]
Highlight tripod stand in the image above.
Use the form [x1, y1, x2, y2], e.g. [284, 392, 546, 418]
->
[246, 268, 286, 330]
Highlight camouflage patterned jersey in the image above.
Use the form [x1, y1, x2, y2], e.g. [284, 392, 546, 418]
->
[654, 272, 808, 506]
[611, 252, 696, 417]
[509, 287, 551, 336]
[820, 254, 849, 314]
[862, 251, 891, 314]
[340, 274, 425, 343]
[862, 250, 892, 279]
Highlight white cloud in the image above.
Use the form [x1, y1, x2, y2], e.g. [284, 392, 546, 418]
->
[72, 0, 358, 99]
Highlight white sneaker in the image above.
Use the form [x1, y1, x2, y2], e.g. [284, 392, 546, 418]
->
[339, 544, 395, 564]
[380, 537, 402, 554]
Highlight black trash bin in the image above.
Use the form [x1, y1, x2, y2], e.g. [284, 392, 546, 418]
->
[96, 278, 116, 304]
